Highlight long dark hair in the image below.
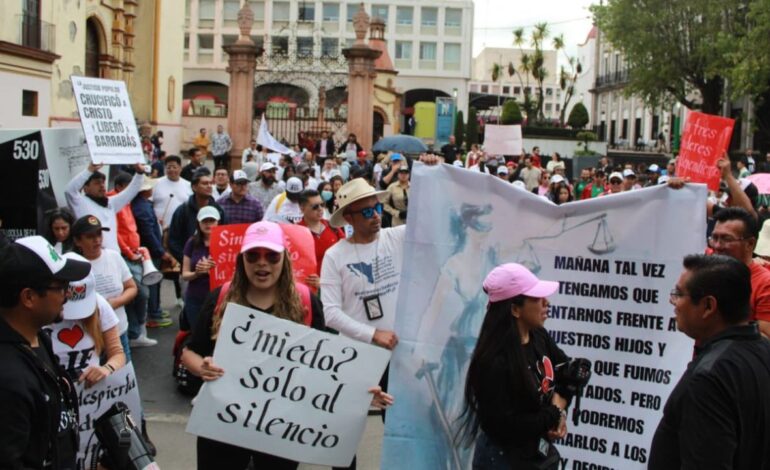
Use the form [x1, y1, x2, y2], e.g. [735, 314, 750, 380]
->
[43, 207, 75, 252]
[456, 295, 539, 444]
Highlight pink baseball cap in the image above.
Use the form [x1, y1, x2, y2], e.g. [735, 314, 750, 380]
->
[483, 263, 559, 303]
[240, 221, 286, 253]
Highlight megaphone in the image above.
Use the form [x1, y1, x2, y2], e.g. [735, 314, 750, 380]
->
[137, 247, 163, 286]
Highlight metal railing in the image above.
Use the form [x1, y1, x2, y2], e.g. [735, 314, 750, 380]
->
[595, 69, 629, 88]
[16, 14, 55, 53]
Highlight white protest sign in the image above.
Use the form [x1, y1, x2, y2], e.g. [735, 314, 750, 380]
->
[71, 76, 144, 165]
[75, 362, 143, 470]
[39, 128, 91, 206]
[381, 164, 706, 469]
[187, 304, 391, 466]
[483, 124, 523, 156]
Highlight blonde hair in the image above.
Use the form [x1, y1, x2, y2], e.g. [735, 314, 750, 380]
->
[80, 308, 104, 354]
[211, 252, 305, 340]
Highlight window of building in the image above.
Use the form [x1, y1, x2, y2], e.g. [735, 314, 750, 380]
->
[481, 84, 489, 93]
[347, 3, 357, 22]
[421, 7, 437, 26]
[273, 2, 290, 22]
[322, 3, 339, 21]
[297, 37, 313, 57]
[185, 0, 191, 26]
[223, 0, 240, 23]
[514, 86, 521, 95]
[199, 0, 215, 27]
[372, 4, 388, 21]
[222, 34, 238, 46]
[503, 86, 510, 94]
[321, 38, 338, 57]
[253, 1, 265, 20]
[420, 42, 436, 60]
[556, 103, 561, 112]
[545, 103, 552, 112]
[395, 41, 412, 59]
[85, 19, 101, 77]
[272, 36, 288, 55]
[198, 34, 214, 50]
[298, 2, 315, 21]
[184, 33, 189, 50]
[396, 7, 413, 25]
[443, 43, 460, 70]
[445, 8, 462, 28]
[546, 88, 553, 96]
[22, 90, 38, 117]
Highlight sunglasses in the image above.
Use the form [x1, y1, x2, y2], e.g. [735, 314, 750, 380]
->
[347, 202, 383, 219]
[309, 203, 324, 210]
[243, 249, 282, 264]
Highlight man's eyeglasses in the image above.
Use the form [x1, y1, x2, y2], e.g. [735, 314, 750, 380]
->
[669, 289, 689, 303]
[243, 249, 282, 265]
[309, 203, 324, 210]
[707, 235, 747, 246]
[40, 283, 70, 297]
[346, 202, 383, 219]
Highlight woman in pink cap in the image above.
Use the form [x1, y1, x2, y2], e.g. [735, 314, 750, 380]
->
[181, 220, 392, 469]
[459, 263, 573, 469]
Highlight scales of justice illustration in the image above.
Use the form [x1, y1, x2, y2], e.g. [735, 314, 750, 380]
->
[516, 213, 617, 273]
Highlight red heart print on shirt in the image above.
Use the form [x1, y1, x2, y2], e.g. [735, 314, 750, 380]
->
[58, 325, 84, 349]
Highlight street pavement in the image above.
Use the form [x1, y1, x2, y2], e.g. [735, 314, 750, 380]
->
[133, 281, 385, 469]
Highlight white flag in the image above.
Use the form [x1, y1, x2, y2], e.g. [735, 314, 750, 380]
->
[257, 115, 293, 154]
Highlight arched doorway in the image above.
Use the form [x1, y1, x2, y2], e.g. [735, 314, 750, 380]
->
[373, 111, 384, 143]
[85, 18, 103, 78]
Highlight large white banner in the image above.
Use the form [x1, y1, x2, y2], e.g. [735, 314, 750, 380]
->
[382, 164, 706, 469]
[483, 124, 523, 156]
[76, 362, 143, 470]
[187, 304, 391, 466]
[71, 76, 144, 165]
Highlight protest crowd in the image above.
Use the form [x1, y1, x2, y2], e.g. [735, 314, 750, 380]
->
[3, 121, 770, 470]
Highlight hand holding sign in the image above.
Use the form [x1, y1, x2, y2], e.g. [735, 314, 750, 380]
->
[201, 356, 225, 382]
[675, 111, 735, 190]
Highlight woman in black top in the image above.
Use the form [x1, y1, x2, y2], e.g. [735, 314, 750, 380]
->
[182, 221, 391, 469]
[460, 263, 572, 470]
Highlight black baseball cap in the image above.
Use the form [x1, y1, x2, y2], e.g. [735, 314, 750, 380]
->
[0, 236, 91, 285]
[71, 215, 111, 237]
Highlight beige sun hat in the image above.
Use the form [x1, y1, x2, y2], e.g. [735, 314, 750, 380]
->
[329, 178, 388, 228]
[756, 219, 770, 257]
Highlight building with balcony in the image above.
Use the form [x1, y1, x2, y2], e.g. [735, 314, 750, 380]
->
[182, 0, 473, 145]
[0, 0, 185, 154]
[468, 47, 564, 122]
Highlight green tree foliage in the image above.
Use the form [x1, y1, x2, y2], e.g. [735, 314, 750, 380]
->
[592, 0, 770, 115]
[567, 102, 590, 129]
[466, 107, 479, 145]
[454, 110, 465, 149]
[500, 100, 523, 125]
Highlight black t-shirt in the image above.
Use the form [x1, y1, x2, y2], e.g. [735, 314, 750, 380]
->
[188, 286, 326, 358]
[32, 345, 78, 470]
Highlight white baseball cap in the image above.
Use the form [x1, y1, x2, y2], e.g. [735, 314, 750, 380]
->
[623, 169, 636, 178]
[260, 162, 277, 172]
[609, 172, 624, 182]
[197, 206, 221, 222]
[285, 176, 304, 194]
[232, 169, 249, 182]
[497, 166, 509, 175]
[61, 253, 97, 320]
[549, 174, 565, 184]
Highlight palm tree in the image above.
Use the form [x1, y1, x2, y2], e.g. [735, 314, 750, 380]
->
[553, 33, 582, 126]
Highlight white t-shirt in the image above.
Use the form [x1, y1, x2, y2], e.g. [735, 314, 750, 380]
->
[152, 176, 193, 229]
[212, 185, 232, 200]
[321, 226, 405, 343]
[90, 249, 132, 334]
[46, 294, 119, 373]
[264, 193, 303, 224]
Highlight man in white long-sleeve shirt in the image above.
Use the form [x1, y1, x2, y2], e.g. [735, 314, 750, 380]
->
[65, 163, 145, 252]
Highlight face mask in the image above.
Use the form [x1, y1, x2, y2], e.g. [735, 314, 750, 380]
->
[321, 190, 334, 202]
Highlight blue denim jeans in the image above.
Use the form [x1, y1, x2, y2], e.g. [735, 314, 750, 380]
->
[124, 259, 149, 339]
[119, 332, 132, 363]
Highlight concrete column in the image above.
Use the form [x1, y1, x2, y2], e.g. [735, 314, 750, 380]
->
[223, 4, 262, 169]
[342, 3, 381, 151]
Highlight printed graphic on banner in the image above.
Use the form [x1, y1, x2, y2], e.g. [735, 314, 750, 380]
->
[75, 363, 143, 470]
[210, 223, 317, 290]
[71, 76, 144, 165]
[186, 304, 390, 466]
[0, 130, 45, 240]
[675, 111, 735, 190]
[40, 128, 91, 206]
[381, 164, 706, 470]
[483, 124, 523, 156]
[435, 97, 456, 148]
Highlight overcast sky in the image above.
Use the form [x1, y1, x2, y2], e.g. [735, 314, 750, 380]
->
[472, 0, 598, 60]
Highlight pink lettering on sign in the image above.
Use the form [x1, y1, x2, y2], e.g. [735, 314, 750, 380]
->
[676, 111, 735, 190]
